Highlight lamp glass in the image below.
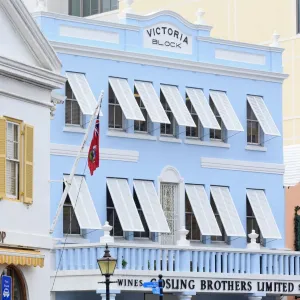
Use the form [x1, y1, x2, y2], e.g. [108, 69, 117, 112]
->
[97, 257, 117, 276]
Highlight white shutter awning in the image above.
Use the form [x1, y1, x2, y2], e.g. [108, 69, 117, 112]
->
[210, 91, 244, 131]
[65, 72, 102, 116]
[247, 95, 280, 136]
[210, 186, 245, 237]
[133, 180, 170, 233]
[109, 77, 145, 121]
[246, 189, 281, 239]
[106, 178, 144, 232]
[160, 84, 196, 127]
[185, 185, 221, 236]
[64, 175, 101, 229]
[135, 81, 170, 124]
[186, 88, 221, 130]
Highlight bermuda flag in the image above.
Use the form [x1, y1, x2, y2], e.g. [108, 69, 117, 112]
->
[88, 114, 100, 175]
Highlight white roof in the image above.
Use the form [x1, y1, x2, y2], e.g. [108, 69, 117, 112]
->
[106, 178, 144, 232]
[186, 88, 220, 130]
[109, 77, 145, 121]
[210, 186, 246, 237]
[247, 95, 280, 136]
[135, 81, 170, 124]
[160, 84, 196, 127]
[210, 91, 244, 131]
[64, 175, 101, 229]
[185, 185, 221, 236]
[133, 180, 170, 233]
[284, 144, 300, 187]
[246, 189, 281, 239]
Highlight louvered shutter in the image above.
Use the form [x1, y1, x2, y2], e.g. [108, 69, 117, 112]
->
[0, 117, 6, 199]
[24, 124, 34, 204]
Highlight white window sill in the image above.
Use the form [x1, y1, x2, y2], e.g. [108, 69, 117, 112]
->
[245, 145, 267, 152]
[61, 235, 89, 244]
[63, 126, 86, 134]
[184, 139, 230, 148]
[159, 136, 182, 144]
[107, 130, 157, 141]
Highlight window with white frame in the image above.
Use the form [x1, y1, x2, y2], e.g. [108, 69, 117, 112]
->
[246, 198, 261, 243]
[133, 188, 150, 238]
[210, 194, 226, 242]
[106, 186, 124, 237]
[69, 0, 118, 17]
[160, 90, 176, 136]
[247, 102, 261, 145]
[63, 191, 80, 235]
[186, 94, 202, 139]
[209, 98, 226, 141]
[6, 122, 19, 199]
[65, 82, 83, 127]
[134, 87, 149, 133]
[185, 193, 201, 241]
[108, 84, 123, 130]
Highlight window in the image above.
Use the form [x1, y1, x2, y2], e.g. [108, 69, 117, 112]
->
[185, 193, 201, 241]
[186, 94, 202, 139]
[63, 187, 80, 235]
[6, 122, 19, 199]
[108, 84, 123, 130]
[247, 102, 261, 145]
[65, 82, 83, 127]
[246, 198, 261, 243]
[160, 90, 176, 136]
[69, 0, 118, 17]
[298, 0, 300, 34]
[133, 189, 150, 238]
[134, 87, 148, 133]
[210, 195, 225, 242]
[107, 186, 123, 237]
[209, 98, 225, 141]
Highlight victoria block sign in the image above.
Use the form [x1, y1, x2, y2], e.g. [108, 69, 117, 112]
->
[143, 23, 193, 55]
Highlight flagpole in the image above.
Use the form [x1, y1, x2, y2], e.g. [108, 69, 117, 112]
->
[50, 91, 104, 234]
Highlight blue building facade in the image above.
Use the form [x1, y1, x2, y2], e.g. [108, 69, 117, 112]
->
[34, 8, 297, 300]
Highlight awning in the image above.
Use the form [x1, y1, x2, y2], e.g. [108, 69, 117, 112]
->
[106, 178, 144, 232]
[247, 95, 280, 136]
[210, 91, 244, 131]
[65, 72, 102, 116]
[133, 180, 170, 233]
[210, 186, 245, 237]
[135, 81, 170, 124]
[109, 77, 145, 121]
[64, 175, 102, 230]
[246, 189, 281, 239]
[185, 185, 221, 236]
[186, 88, 221, 130]
[0, 247, 44, 268]
[160, 84, 196, 127]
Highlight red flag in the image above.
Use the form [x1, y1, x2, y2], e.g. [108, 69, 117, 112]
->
[88, 114, 100, 175]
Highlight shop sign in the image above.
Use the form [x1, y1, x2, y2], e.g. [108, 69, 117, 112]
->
[0, 232, 6, 243]
[143, 23, 193, 55]
[1, 275, 11, 300]
[117, 277, 300, 295]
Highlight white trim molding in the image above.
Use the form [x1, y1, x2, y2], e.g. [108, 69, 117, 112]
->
[245, 145, 267, 152]
[107, 130, 157, 141]
[63, 126, 87, 134]
[201, 157, 284, 175]
[159, 136, 182, 144]
[52, 42, 288, 83]
[184, 139, 230, 148]
[50, 143, 139, 162]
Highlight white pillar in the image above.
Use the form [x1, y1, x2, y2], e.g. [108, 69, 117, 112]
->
[100, 293, 117, 300]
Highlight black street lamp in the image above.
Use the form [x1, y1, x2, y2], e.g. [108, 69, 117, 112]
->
[97, 244, 117, 300]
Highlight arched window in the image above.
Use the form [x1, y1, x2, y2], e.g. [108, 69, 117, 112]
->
[1, 266, 27, 300]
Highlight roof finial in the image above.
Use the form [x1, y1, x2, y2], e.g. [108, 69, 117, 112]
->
[35, 0, 47, 12]
[195, 8, 206, 25]
[270, 30, 280, 47]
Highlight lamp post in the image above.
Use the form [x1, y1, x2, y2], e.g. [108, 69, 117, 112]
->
[97, 244, 117, 300]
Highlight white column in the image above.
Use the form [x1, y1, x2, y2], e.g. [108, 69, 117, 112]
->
[100, 293, 117, 300]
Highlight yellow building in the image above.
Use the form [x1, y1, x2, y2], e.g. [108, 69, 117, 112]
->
[120, 0, 299, 145]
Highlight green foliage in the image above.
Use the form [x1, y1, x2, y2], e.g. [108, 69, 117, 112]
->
[122, 259, 127, 269]
[294, 206, 300, 251]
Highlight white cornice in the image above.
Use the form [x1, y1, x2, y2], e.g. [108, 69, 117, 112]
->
[52, 41, 288, 83]
[0, 56, 66, 89]
[201, 157, 284, 175]
[50, 143, 139, 162]
[126, 10, 212, 32]
[31, 11, 140, 32]
[197, 36, 284, 53]
[0, 0, 62, 73]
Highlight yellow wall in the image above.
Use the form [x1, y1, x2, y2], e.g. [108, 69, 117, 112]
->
[120, 0, 299, 146]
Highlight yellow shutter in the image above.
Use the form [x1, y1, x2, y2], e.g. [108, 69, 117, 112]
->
[0, 117, 6, 199]
[24, 124, 34, 204]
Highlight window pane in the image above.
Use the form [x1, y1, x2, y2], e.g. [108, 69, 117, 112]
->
[91, 0, 99, 15]
[191, 214, 201, 240]
[186, 213, 192, 240]
[185, 194, 192, 213]
[101, 0, 111, 12]
[70, 210, 81, 234]
[114, 105, 123, 129]
[113, 211, 123, 237]
[83, 0, 91, 16]
[72, 100, 81, 125]
[251, 122, 259, 144]
[298, 0, 300, 33]
[65, 100, 72, 124]
[108, 105, 115, 128]
[69, 0, 81, 16]
[247, 120, 252, 143]
[63, 206, 70, 234]
[6, 160, 18, 197]
[111, 0, 118, 10]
